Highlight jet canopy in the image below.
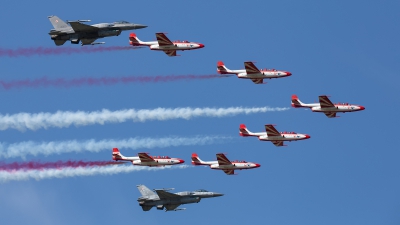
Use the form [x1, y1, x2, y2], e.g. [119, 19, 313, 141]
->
[232, 160, 247, 163]
[114, 21, 130, 24]
[174, 40, 190, 43]
[336, 102, 350, 105]
[194, 189, 209, 192]
[280, 131, 297, 134]
[153, 156, 171, 159]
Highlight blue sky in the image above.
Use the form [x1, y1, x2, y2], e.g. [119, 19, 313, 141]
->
[0, 0, 399, 224]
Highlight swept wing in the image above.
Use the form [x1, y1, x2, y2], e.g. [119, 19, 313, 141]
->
[138, 153, 154, 162]
[69, 22, 99, 32]
[244, 61, 260, 74]
[265, 124, 281, 136]
[155, 190, 180, 199]
[156, 33, 173, 46]
[216, 153, 231, 166]
[319, 95, 335, 108]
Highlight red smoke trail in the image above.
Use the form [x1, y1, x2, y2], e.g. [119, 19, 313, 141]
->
[0, 160, 125, 171]
[0, 46, 138, 57]
[0, 75, 223, 90]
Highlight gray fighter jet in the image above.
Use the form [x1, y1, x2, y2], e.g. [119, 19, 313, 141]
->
[136, 185, 223, 211]
[48, 15, 147, 46]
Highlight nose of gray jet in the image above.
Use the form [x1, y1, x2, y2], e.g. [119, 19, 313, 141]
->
[213, 192, 224, 197]
[134, 24, 148, 29]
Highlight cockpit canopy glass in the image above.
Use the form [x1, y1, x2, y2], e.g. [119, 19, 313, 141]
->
[114, 21, 130, 24]
[194, 189, 208, 192]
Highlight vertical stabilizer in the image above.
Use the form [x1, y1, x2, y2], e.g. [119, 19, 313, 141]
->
[48, 15, 71, 31]
[137, 185, 158, 198]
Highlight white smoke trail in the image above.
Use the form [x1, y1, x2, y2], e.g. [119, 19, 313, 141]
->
[0, 106, 289, 131]
[0, 136, 230, 159]
[0, 165, 190, 182]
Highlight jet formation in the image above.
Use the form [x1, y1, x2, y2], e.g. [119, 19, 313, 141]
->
[136, 185, 223, 211]
[42, 15, 366, 213]
[191, 153, 260, 175]
[48, 15, 147, 46]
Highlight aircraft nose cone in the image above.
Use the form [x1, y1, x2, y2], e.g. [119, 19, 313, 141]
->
[213, 193, 224, 197]
[179, 159, 185, 163]
[359, 106, 365, 110]
[286, 72, 292, 76]
[198, 43, 205, 48]
[255, 163, 261, 168]
[305, 134, 311, 139]
[134, 24, 148, 29]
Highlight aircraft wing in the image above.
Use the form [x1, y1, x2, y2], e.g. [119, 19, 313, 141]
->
[81, 38, 98, 45]
[165, 204, 181, 211]
[163, 50, 177, 56]
[251, 78, 263, 84]
[319, 95, 335, 108]
[155, 190, 180, 200]
[216, 153, 231, 166]
[222, 169, 235, 175]
[156, 33, 173, 46]
[272, 140, 285, 147]
[244, 61, 260, 74]
[324, 112, 337, 118]
[138, 153, 154, 162]
[265, 124, 281, 136]
[69, 22, 99, 32]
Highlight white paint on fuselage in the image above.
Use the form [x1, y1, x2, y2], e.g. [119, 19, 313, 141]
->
[258, 133, 309, 141]
[210, 163, 259, 170]
[150, 43, 202, 51]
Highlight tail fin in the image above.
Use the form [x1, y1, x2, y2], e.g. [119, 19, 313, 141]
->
[48, 15, 71, 31]
[239, 124, 252, 136]
[217, 61, 232, 74]
[291, 95, 304, 108]
[112, 148, 125, 161]
[129, 33, 143, 46]
[191, 153, 204, 165]
[137, 185, 158, 198]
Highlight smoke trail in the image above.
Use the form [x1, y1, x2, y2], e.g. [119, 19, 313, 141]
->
[0, 160, 124, 171]
[0, 136, 230, 159]
[0, 46, 140, 57]
[0, 74, 222, 90]
[0, 164, 189, 182]
[0, 106, 289, 131]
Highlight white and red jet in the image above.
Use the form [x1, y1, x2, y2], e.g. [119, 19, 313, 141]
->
[217, 61, 292, 84]
[239, 124, 310, 147]
[112, 148, 184, 167]
[129, 32, 204, 56]
[191, 153, 260, 175]
[291, 95, 365, 118]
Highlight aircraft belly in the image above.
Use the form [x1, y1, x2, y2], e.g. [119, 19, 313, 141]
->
[98, 29, 122, 37]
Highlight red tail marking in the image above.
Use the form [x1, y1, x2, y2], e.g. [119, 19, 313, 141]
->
[217, 61, 224, 66]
